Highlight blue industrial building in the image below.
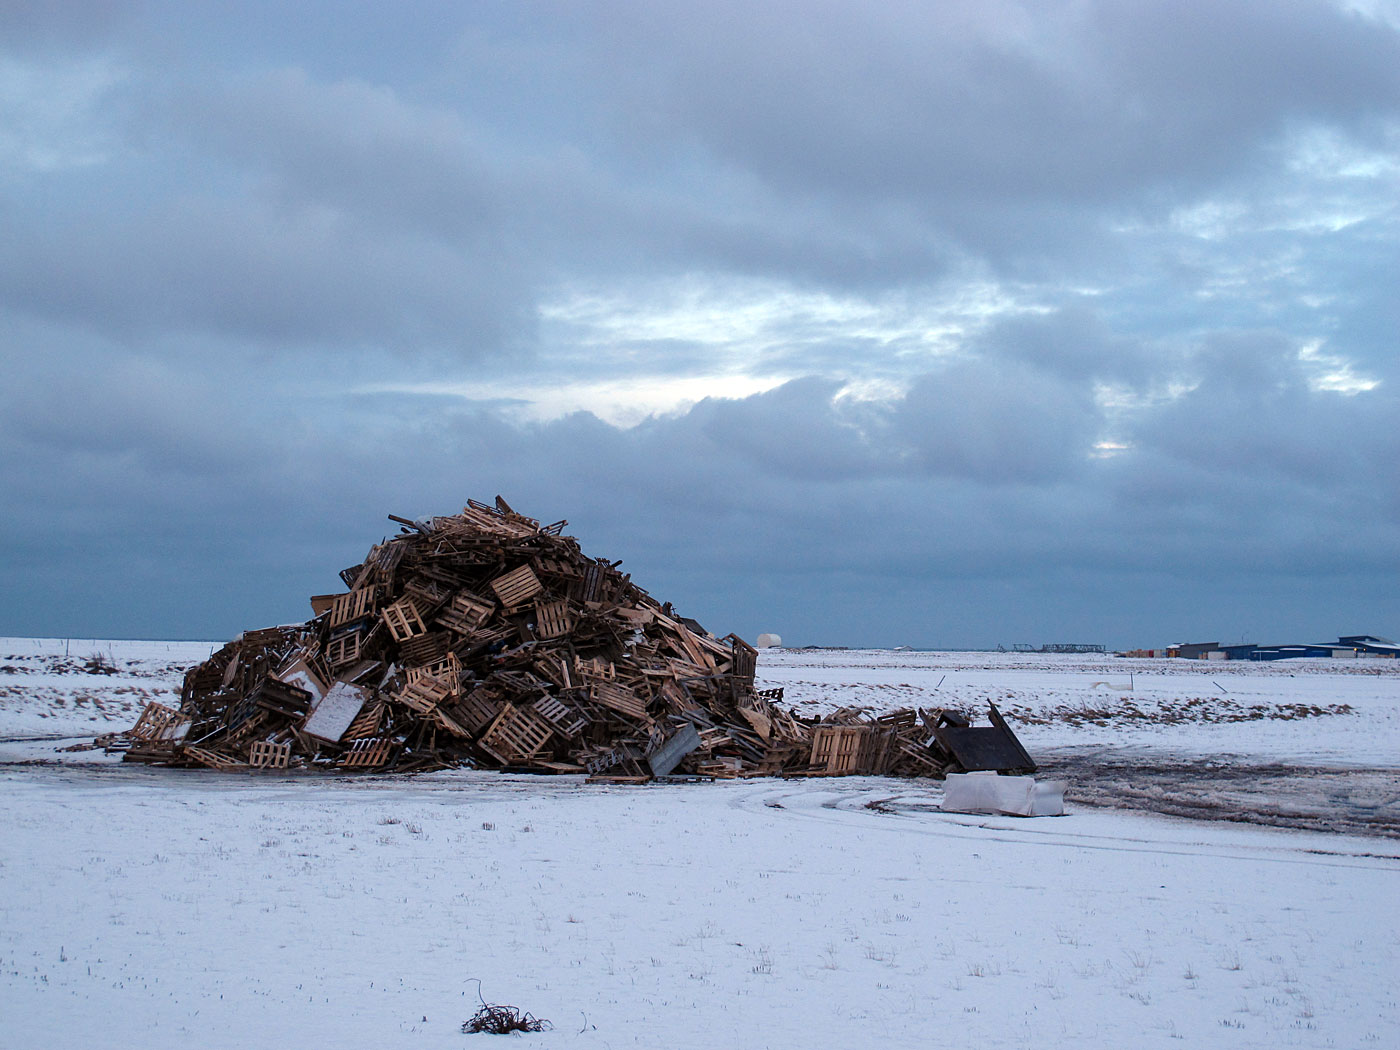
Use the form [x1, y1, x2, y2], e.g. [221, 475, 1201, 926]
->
[1154, 636, 1397, 661]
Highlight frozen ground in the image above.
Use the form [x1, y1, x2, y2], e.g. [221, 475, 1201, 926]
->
[2, 638, 1398, 1049]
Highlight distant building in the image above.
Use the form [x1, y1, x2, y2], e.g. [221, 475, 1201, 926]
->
[1126, 635, 1396, 660]
[1172, 642, 1221, 660]
[1336, 635, 1400, 657]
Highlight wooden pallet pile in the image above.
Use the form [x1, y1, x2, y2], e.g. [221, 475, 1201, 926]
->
[798, 704, 1036, 778]
[110, 498, 1035, 781]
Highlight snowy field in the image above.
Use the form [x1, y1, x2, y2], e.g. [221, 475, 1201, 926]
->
[2, 638, 1398, 1049]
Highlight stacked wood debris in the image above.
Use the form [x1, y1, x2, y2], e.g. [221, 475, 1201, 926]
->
[109, 498, 1036, 780]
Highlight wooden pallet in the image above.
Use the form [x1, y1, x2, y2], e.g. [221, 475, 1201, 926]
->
[329, 588, 377, 627]
[183, 746, 243, 771]
[398, 674, 454, 715]
[575, 655, 615, 681]
[576, 561, 604, 603]
[433, 705, 474, 738]
[249, 740, 291, 769]
[435, 591, 495, 635]
[326, 630, 363, 669]
[241, 625, 294, 650]
[398, 630, 450, 666]
[727, 635, 757, 687]
[533, 598, 574, 639]
[403, 575, 452, 611]
[810, 726, 864, 775]
[532, 695, 589, 736]
[407, 653, 460, 687]
[587, 680, 650, 722]
[250, 677, 312, 719]
[489, 564, 543, 608]
[129, 701, 181, 741]
[381, 598, 427, 642]
[582, 745, 630, 774]
[479, 702, 554, 765]
[531, 554, 580, 579]
[341, 738, 393, 768]
[808, 725, 896, 775]
[450, 685, 504, 733]
[341, 701, 384, 741]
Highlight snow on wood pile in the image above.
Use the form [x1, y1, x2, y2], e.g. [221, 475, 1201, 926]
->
[99, 498, 1034, 779]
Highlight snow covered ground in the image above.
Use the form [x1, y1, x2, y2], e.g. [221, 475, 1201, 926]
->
[2, 638, 1398, 1049]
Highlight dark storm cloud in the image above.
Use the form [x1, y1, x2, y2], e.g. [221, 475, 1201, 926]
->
[2, 1, 1397, 645]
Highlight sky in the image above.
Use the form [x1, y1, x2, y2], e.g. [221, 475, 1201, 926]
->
[2, 0, 1398, 648]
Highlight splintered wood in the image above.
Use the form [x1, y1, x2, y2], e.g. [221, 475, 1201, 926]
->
[110, 496, 1036, 780]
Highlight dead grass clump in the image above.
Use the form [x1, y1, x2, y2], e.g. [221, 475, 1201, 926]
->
[461, 1003, 552, 1034]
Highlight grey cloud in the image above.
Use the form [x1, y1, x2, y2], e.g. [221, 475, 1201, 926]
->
[1131, 331, 1400, 483]
[0, 187, 533, 351]
[571, 0, 1400, 205]
[971, 306, 1168, 387]
[2, 3, 1397, 645]
[687, 377, 884, 481]
[4, 351, 1395, 642]
[893, 360, 1101, 482]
